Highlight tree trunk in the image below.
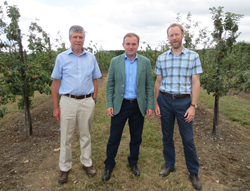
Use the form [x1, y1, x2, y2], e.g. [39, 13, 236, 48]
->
[24, 96, 32, 136]
[18, 29, 25, 63]
[18, 29, 32, 136]
[213, 63, 220, 135]
[213, 94, 219, 135]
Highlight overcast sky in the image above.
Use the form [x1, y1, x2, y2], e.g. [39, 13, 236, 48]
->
[2, 0, 250, 50]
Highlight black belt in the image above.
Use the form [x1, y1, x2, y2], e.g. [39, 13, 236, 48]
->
[160, 91, 190, 99]
[63, 94, 92, 99]
[123, 99, 137, 103]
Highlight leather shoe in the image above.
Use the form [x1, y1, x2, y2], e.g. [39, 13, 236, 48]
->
[58, 170, 69, 184]
[190, 174, 202, 190]
[159, 167, 175, 177]
[82, 165, 97, 177]
[130, 164, 140, 176]
[102, 169, 112, 181]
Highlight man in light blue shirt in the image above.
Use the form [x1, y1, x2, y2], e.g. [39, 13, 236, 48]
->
[103, 33, 154, 181]
[51, 25, 102, 184]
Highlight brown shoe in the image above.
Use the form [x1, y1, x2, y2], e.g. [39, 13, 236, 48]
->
[190, 174, 202, 190]
[58, 170, 69, 184]
[159, 167, 175, 177]
[82, 165, 97, 177]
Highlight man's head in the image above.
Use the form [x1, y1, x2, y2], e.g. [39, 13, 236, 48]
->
[69, 25, 85, 53]
[167, 23, 185, 50]
[69, 25, 85, 38]
[122, 33, 140, 60]
[123, 33, 140, 44]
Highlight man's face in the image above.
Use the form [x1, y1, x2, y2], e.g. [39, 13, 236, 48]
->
[69, 32, 85, 52]
[167, 26, 185, 50]
[122, 36, 139, 59]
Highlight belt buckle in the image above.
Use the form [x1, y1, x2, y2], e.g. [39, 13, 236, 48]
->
[172, 94, 175, 99]
[130, 100, 133, 103]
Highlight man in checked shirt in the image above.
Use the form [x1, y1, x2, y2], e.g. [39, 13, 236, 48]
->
[154, 23, 202, 190]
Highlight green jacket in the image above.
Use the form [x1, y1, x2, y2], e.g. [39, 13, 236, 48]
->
[106, 54, 154, 117]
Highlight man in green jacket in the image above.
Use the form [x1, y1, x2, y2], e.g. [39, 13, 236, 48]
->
[103, 33, 154, 181]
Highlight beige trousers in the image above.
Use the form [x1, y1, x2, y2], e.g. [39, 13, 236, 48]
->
[59, 95, 95, 171]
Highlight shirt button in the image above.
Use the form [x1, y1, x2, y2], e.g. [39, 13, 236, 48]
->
[122, 85, 124, 87]
[121, 94, 123, 97]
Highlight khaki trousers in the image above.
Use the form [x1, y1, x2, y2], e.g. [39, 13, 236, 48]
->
[59, 95, 95, 171]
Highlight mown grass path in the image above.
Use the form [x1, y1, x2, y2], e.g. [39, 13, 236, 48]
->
[1, 72, 250, 191]
[55, 72, 250, 191]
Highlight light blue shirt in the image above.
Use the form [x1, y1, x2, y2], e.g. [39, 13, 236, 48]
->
[51, 48, 102, 95]
[124, 54, 137, 100]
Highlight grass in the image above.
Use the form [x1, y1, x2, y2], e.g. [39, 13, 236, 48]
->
[2, 76, 250, 190]
[0, 92, 51, 126]
[199, 88, 250, 127]
[54, 81, 250, 190]
[54, 79, 193, 191]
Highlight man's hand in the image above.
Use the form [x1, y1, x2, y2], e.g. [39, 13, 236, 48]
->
[107, 107, 114, 117]
[53, 108, 60, 122]
[184, 106, 195, 123]
[146, 109, 153, 117]
[154, 104, 161, 117]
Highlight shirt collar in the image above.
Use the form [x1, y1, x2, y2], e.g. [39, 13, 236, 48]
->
[68, 48, 86, 56]
[168, 46, 186, 56]
[124, 53, 138, 61]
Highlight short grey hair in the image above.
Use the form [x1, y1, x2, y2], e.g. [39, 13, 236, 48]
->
[69, 25, 85, 38]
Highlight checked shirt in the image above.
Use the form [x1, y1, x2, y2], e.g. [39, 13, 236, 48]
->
[154, 47, 203, 94]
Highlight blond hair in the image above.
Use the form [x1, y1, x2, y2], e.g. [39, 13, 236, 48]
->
[167, 23, 184, 35]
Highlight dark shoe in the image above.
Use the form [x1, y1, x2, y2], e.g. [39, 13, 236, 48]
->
[58, 170, 69, 184]
[102, 169, 112, 181]
[82, 165, 97, 177]
[190, 174, 202, 190]
[130, 164, 140, 176]
[159, 167, 175, 177]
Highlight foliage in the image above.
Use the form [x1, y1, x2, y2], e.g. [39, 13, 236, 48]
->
[0, 107, 7, 118]
[200, 6, 244, 134]
[176, 12, 210, 50]
[138, 42, 169, 82]
[0, 1, 57, 135]
[92, 41, 169, 72]
[232, 41, 250, 92]
[95, 49, 116, 71]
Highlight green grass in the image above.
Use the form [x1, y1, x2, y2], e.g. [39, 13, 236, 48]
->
[0, 92, 51, 126]
[57, 81, 250, 190]
[54, 79, 192, 191]
[199, 88, 250, 127]
[2, 73, 250, 190]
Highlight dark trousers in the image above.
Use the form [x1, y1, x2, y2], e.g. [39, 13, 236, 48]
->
[157, 93, 199, 175]
[104, 100, 144, 170]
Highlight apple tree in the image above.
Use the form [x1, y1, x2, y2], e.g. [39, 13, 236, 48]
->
[0, 1, 55, 136]
[200, 6, 243, 134]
